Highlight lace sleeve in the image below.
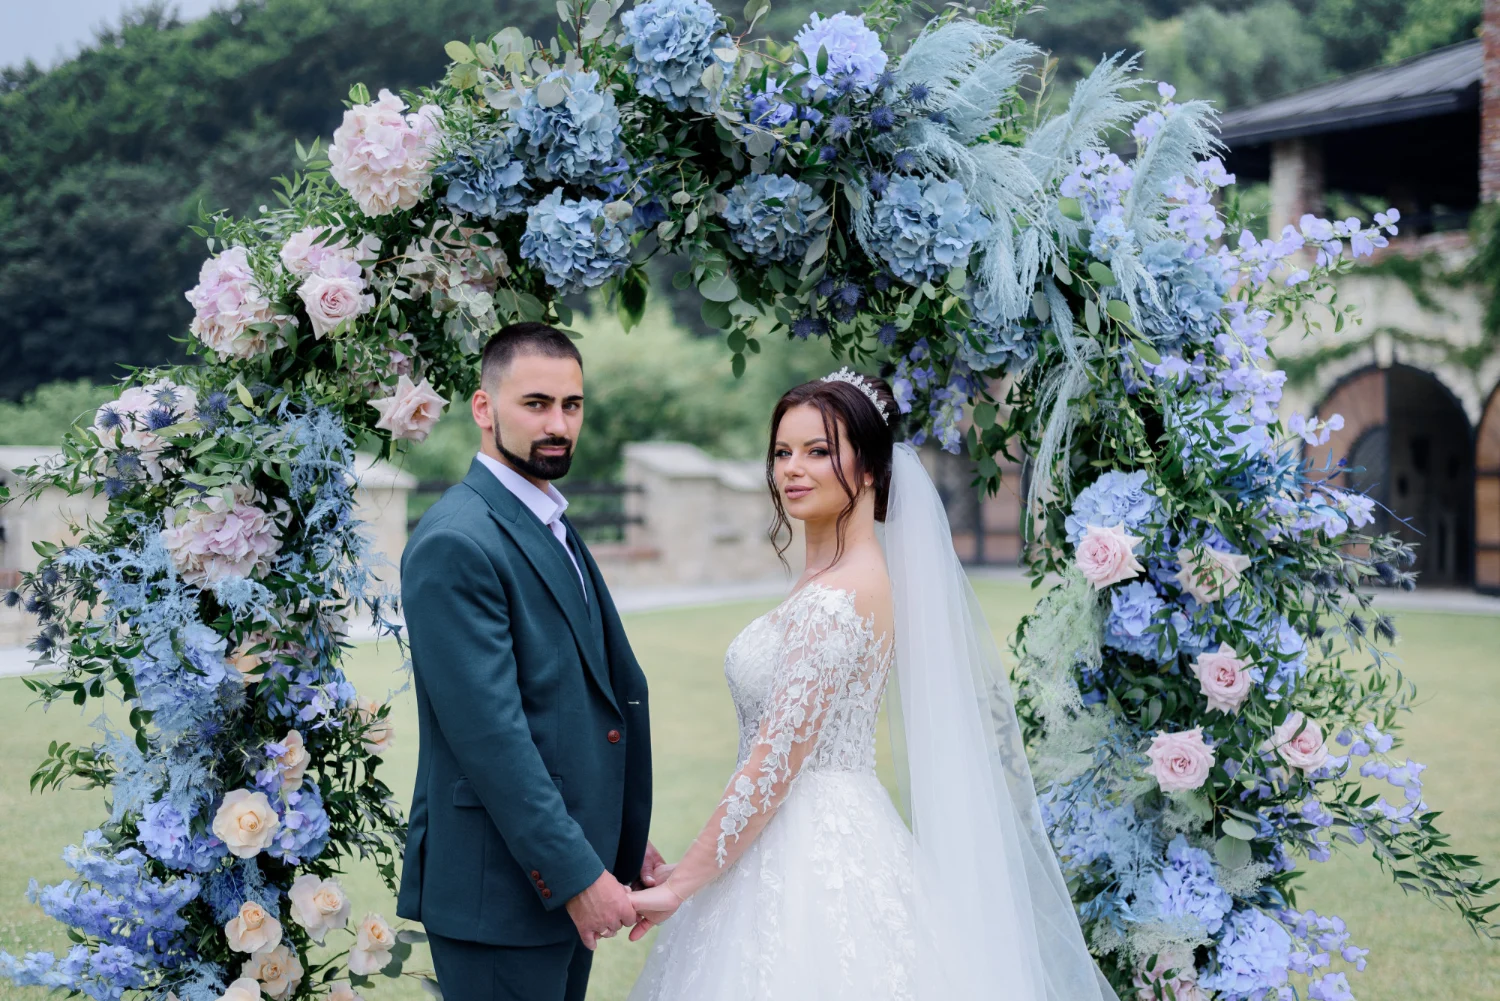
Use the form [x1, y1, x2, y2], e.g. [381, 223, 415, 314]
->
[712, 589, 862, 867]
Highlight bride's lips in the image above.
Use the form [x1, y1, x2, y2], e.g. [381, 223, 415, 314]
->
[784, 484, 813, 500]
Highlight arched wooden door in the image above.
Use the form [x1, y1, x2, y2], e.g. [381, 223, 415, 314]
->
[1478, 384, 1500, 592]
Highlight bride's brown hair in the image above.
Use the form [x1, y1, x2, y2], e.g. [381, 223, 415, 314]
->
[766, 375, 897, 567]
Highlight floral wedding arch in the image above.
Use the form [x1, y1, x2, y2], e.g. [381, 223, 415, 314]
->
[0, 1, 1490, 999]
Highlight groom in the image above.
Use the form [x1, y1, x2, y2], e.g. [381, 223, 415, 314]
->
[397, 321, 657, 1001]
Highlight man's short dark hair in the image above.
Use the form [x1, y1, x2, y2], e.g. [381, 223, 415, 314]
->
[480, 322, 582, 387]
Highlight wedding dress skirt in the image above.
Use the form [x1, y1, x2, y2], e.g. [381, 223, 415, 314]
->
[628, 768, 962, 1001]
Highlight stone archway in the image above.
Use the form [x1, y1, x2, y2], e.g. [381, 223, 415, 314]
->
[1315, 364, 1475, 587]
[1478, 383, 1500, 592]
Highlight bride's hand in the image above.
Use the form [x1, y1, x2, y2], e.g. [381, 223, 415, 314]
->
[627, 883, 684, 941]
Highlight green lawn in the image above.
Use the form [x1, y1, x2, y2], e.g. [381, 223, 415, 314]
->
[0, 580, 1494, 1000]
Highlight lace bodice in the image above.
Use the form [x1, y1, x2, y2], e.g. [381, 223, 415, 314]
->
[715, 583, 894, 864]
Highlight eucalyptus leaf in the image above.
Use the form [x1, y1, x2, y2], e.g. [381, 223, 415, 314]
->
[1105, 299, 1132, 323]
[698, 273, 738, 302]
[1058, 196, 1085, 221]
[537, 79, 567, 108]
[1220, 818, 1258, 841]
[1084, 298, 1100, 334]
[1087, 261, 1116, 286]
[1215, 836, 1253, 870]
[444, 40, 476, 64]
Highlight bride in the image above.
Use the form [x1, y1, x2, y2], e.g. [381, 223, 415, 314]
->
[625, 370, 1117, 1000]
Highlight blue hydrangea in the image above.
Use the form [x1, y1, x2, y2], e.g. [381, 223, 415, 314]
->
[511, 70, 625, 185]
[869, 176, 991, 286]
[742, 77, 795, 128]
[621, 0, 731, 112]
[520, 189, 633, 292]
[137, 799, 228, 874]
[129, 625, 234, 739]
[268, 785, 331, 865]
[792, 12, 888, 92]
[1201, 907, 1293, 999]
[1139, 238, 1231, 351]
[722, 173, 830, 265]
[957, 283, 1036, 372]
[435, 136, 530, 219]
[1104, 580, 1173, 661]
[1150, 835, 1233, 934]
[1065, 469, 1161, 543]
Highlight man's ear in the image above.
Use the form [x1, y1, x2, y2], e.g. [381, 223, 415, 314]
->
[471, 389, 493, 431]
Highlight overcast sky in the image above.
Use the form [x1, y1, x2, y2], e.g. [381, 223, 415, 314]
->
[2, 0, 225, 71]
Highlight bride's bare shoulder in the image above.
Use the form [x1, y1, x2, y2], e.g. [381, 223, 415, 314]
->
[817, 552, 893, 627]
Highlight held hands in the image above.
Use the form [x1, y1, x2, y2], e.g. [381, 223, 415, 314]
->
[637, 841, 676, 888]
[627, 883, 685, 942]
[564, 870, 637, 951]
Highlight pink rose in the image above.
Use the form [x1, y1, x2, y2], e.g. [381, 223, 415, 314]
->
[297, 256, 373, 338]
[1267, 711, 1329, 773]
[1145, 728, 1215, 792]
[370, 375, 446, 443]
[1174, 546, 1251, 604]
[1191, 643, 1254, 714]
[1074, 523, 1145, 589]
[1134, 949, 1205, 1001]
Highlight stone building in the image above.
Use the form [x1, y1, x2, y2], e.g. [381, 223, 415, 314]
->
[1221, 6, 1500, 592]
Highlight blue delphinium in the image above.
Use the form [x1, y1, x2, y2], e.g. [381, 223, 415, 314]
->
[792, 12, 888, 93]
[436, 136, 530, 219]
[722, 173, 829, 264]
[621, 0, 730, 112]
[1104, 581, 1172, 661]
[1200, 907, 1294, 999]
[1088, 210, 1136, 262]
[1065, 469, 1161, 543]
[869, 176, 991, 286]
[1150, 835, 1233, 934]
[1139, 238, 1231, 352]
[512, 70, 625, 185]
[520, 190, 633, 292]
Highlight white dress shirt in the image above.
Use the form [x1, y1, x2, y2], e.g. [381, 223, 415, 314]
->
[475, 451, 587, 601]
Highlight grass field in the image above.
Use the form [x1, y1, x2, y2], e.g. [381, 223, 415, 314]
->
[0, 580, 1494, 1000]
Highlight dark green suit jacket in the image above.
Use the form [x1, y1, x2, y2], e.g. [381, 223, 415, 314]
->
[395, 459, 652, 947]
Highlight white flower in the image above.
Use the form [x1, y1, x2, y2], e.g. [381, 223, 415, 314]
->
[241, 943, 303, 1000]
[1174, 546, 1251, 604]
[212, 789, 281, 858]
[225, 900, 283, 954]
[288, 873, 351, 943]
[356, 697, 396, 756]
[327, 984, 362, 1001]
[370, 375, 446, 442]
[328, 89, 441, 217]
[346, 913, 396, 976]
[273, 730, 311, 791]
[216, 979, 262, 1001]
[162, 485, 285, 585]
[185, 247, 288, 360]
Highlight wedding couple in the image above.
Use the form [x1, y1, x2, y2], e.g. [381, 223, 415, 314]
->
[397, 321, 1116, 1001]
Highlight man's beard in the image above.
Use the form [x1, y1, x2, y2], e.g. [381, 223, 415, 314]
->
[496, 429, 574, 481]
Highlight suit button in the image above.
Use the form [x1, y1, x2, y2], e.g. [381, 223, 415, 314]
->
[530, 870, 541, 880]
[607, 729, 621, 744]
[537, 879, 547, 889]
[541, 888, 553, 899]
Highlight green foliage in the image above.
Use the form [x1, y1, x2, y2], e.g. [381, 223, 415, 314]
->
[0, 380, 113, 446]
[1385, 0, 1483, 61]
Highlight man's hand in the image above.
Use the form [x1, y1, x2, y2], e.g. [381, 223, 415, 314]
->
[627, 883, 684, 942]
[565, 870, 637, 950]
[637, 841, 676, 888]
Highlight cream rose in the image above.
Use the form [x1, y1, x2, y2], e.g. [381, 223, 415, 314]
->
[369, 375, 446, 443]
[288, 873, 351, 943]
[1075, 523, 1145, 589]
[1145, 728, 1215, 792]
[241, 944, 302, 1001]
[225, 900, 283, 955]
[272, 730, 311, 791]
[1174, 545, 1251, 604]
[346, 913, 396, 976]
[1267, 711, 1329, 773]
[1191, 643, 1254, 714]
[212, 789, 281, 858]
[327, 984, 362, 1001]
[356, 697, 396, 756]
[217, 979, 262, 1001]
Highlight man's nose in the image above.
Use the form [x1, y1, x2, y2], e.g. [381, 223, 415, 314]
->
[543, 406, 569, 436]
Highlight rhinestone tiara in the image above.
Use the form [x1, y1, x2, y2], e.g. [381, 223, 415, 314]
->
[820, 367, 890, 424]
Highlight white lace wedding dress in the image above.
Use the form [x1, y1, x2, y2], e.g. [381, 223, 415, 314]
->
[628, 582, 961, 1000]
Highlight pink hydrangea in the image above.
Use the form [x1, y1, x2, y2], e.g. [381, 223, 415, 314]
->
[328, 89, 441, 217]
[1145, 728, 1215, 792]
[184, 247, 286, 360]
[162, 486, 286, 584]
[92, 380, 199, 482]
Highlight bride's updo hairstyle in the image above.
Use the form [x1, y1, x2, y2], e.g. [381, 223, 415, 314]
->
[766, 373, 897, 565]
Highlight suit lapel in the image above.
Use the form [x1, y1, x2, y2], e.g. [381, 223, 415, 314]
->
[462, 460, 619, 713]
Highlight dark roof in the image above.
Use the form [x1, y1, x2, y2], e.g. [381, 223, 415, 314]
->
[1219, 38, 1481, 147]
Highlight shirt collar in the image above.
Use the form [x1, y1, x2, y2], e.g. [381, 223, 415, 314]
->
[475, 451, 569, 527]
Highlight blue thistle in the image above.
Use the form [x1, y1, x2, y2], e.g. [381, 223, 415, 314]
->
[836, 283, 862, 306]
[868, 171, 890, 196]
[104, 477, 128, 498]
[833, 299, 858, 323]
[816, 276, 838, 298]
[928, 110, 948, 125]
[3, 590, 19, 608]
[197, 391, 230, 423]
[876, 322, 899, 346]
[152, 386, 180, 408]
[893, 150, 916, 173]
[819, 145, 839, 163]
[908, 83, 930, 104]
[95, 406, 123, 431]
[145, 408, 176, 432]
[828, 114, 854, 139]
[873, 273, 892, 291]
[791, 315, 828, 339]
[875, 69, 896, 92]
[870, 106, 896, 131]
